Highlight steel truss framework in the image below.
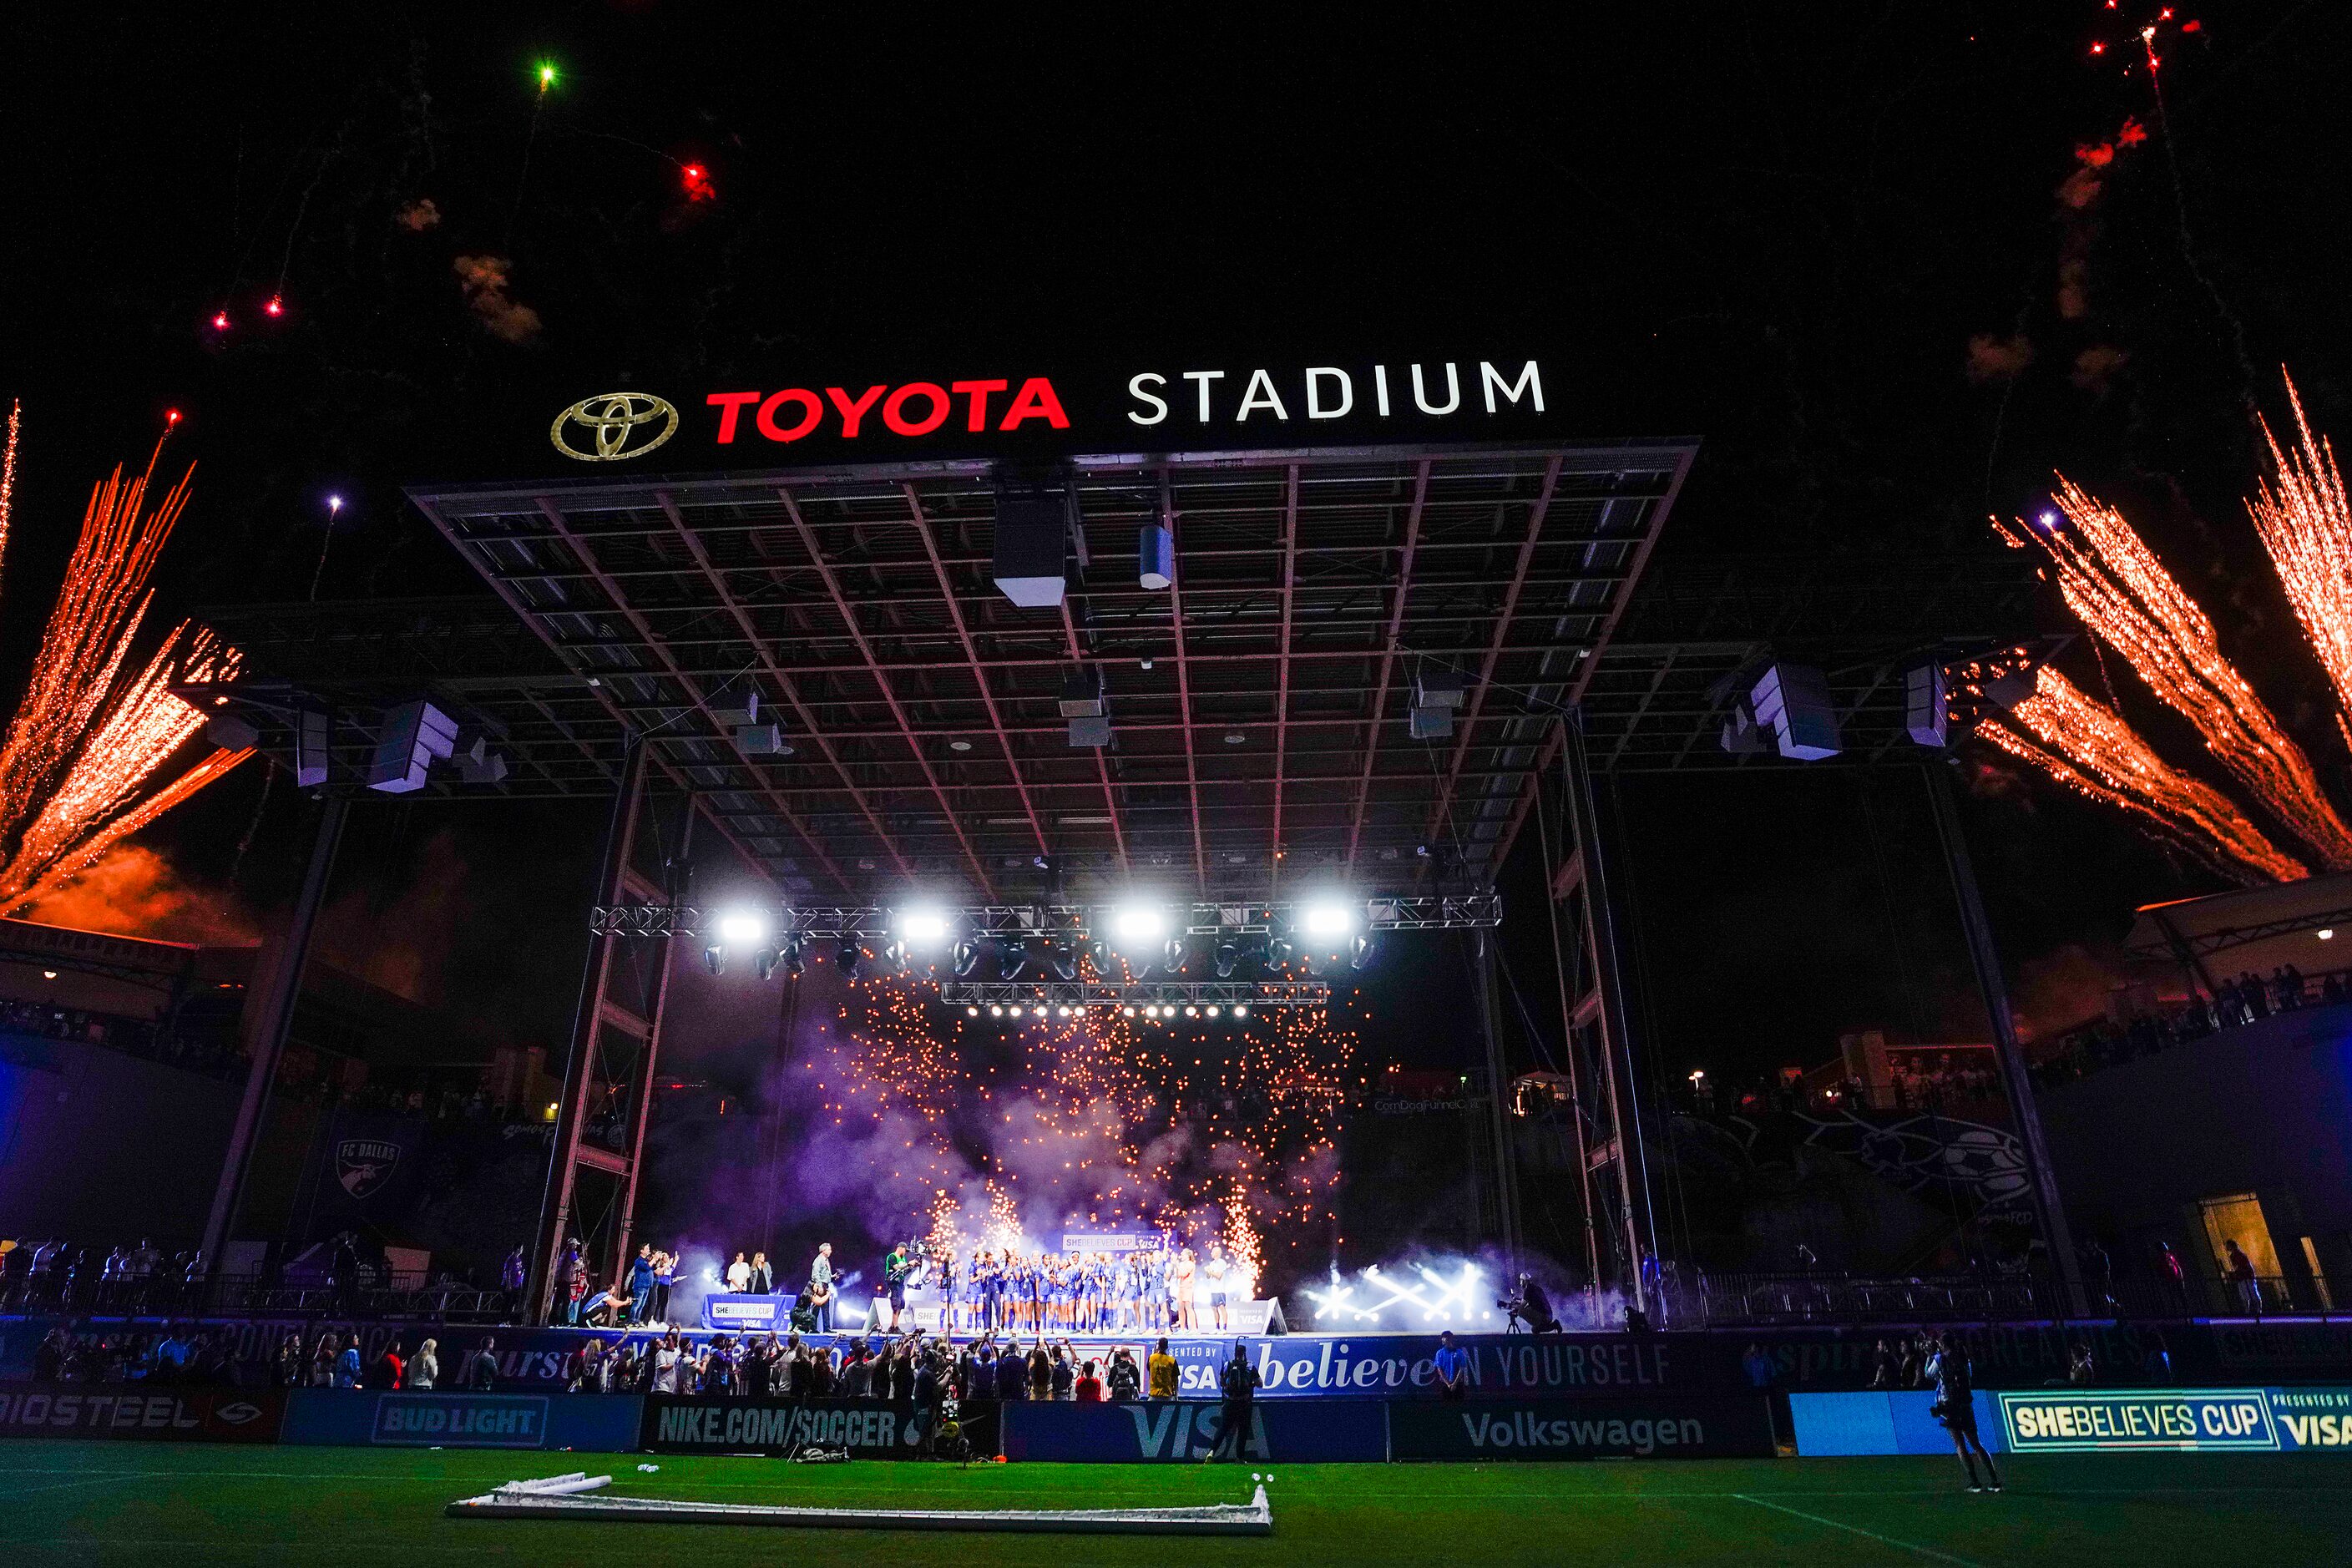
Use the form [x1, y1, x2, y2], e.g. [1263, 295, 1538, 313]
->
[383, 441, 1695, 906]
[585, 893, 1503, 939]
[182, 439, 2046, 1318]
[939, 980, 1328, 1010]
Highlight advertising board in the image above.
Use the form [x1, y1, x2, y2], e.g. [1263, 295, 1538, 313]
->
[1388, 1395, 1774, 1460]
[281, 1389, 644, 1451]
[0, 1385, 283, 1442]
[999, 1399, 1387, 1463]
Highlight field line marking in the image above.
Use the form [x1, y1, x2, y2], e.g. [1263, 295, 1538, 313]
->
[2, 1477, 132, 1500]
[1736, 1494, 1987, 1568]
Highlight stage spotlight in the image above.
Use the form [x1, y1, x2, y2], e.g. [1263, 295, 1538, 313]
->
[836, 938, 863, 979]
[951, 940, 981, 978]
[1110, 903, 1167, 948]
[999, 942, 1031, 981]
[893, 905, 951, 947]
[1233, 1004, 1249, 1018]
[752, 944, 781, 982]
[1184, 1004, 1199, 1017]
[1349, 933, 1377, 970]
[1300, 898, 1358, 944]
[701, 944, 726, 977]
[1008, 1004, 1023, 1017]
[716, 909, 770, 947]
[1161, 938, 1186, 973]
[1214, 939, 1240, 979]
[1057, 1004, 1072, 1018]
[1266, 934, 1294, 968]
[1144, 1004, 1161, 1019]
[782, 939, 806, 980]
[1121, 1006, 1136, 1018]
[882, 938, 913, 971]
[1047, 944, 1080, 983]
[990, 1004, 1004, 1017]
[1085, 938, 1110, 972]
[1205, 1004, 1221, 1017]
[966, 1005, 980, 1017]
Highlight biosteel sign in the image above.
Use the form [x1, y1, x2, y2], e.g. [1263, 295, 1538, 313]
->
[546, 357, 1552, 464]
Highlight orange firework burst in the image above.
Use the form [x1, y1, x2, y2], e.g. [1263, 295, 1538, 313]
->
[806, 956, 1360, 1259]
[1980, 666, 2306, 884]
[1997, 472, 2352, 867]
[2248, 372, 2352, 721]
[0, 407, 249, 909]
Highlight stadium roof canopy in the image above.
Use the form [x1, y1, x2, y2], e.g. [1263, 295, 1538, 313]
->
[192, 442, 2041, 907]
[224, 442, 1697, 904]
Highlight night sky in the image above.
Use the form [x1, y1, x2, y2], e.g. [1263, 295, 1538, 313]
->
[6, 5, 2350, 1244]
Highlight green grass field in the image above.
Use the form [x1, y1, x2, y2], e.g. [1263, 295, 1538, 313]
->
[3, 1444, 2348, 1565]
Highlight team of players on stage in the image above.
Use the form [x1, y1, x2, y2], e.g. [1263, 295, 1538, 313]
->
[927, 1242, 1247, 1335]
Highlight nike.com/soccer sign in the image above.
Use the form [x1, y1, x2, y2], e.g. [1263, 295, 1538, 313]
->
[548, 359, 1548, 462]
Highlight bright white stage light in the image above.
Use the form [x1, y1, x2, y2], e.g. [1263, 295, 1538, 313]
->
[1184, 1004, 1199, 1017]
[1233, 1004, 1248, 1018]
[1144, 1004, 1160, 1018]
[1110, 903, 1167, 948]
[966, 1006, 979, 1017]
[1205, 1004, 1221, 1017]
[893, 905, 951, 946]
[989, 1005, 1004, 1017]
[1057, 1004, 1072, 1018]
[1007, 1004, 1023, 1017]
[716, 909, 770, 946]
[1121, 1006, 1136, 1017]
[1300, 898, 1357, 943]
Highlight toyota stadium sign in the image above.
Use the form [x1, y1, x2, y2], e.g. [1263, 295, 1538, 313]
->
[521, 355, 1561, 473]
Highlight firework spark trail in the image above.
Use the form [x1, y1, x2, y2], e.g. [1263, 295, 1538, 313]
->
[808, 959, 1359, 1257]
[1999, 478, 2352, 866]
[2248, 373, 2352, 722]
[0, 410, 245, 911]
[0, 629, 244, 905]
[0, 445, 195, 816]
[12, 744, 254, 912]
[1980, 666, 2306, 884]
[0, 400, 19, 598]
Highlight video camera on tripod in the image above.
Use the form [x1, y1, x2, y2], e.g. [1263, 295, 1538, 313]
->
[1497, 1274, 1562, 1334]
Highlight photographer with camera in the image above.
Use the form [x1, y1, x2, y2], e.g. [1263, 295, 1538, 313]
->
[1500, 1272, 1562, 1334]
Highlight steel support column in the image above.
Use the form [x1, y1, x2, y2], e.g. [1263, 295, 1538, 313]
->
[529, 741, 671, 1323]
[1925, 761, 2089, 1318]
[1535, 766, 1603, 1299]
[1560, 708, 1658, 1317]
[201, 793, 348, 1271]
[1473, 928, 1523, 1272]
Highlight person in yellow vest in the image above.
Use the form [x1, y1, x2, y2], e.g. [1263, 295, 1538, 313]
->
[1147, 1336, 1179, 1399]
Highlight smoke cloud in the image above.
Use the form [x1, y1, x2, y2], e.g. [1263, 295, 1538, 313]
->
[452, 255, 543, 344]
[21, 842, 257, 945]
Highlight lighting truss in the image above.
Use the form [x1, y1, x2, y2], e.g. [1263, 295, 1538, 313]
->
[586, 895, 1500, 938]
[939, 980, 1328, 1010]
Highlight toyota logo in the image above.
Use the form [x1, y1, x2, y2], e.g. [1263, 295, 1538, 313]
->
[549, 392, 680, 462]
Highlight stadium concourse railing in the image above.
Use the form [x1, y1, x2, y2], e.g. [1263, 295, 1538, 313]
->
[3, 1275, 517, 1324]
[1689, 1269, 2342, 1325]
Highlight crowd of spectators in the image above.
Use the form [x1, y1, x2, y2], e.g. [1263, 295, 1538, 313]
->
[0, 1238, 209, 1313]
[2036, 964, 2334, 1089]
[0, 994, 243, 1081]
